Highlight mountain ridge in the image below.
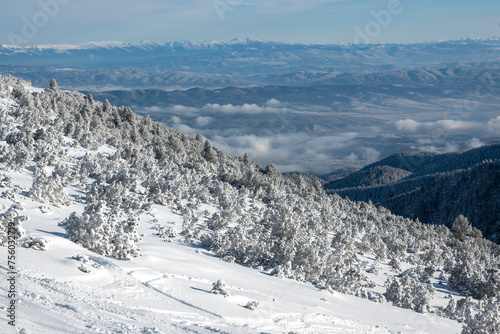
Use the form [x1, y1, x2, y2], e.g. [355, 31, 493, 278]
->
[325, 145, 500, 242]
[2, 38, 500, 72]
[3, 36, 500, 50]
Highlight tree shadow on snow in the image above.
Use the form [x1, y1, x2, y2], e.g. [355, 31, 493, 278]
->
[36, 229, 67, 238]
[190, 287, 210, 293]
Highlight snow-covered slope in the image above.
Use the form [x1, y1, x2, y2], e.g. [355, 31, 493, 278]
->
[0, 168, 461, 334]
[0, 75, 498, 333]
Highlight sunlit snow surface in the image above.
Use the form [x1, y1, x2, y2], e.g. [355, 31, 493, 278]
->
[0, 169, 461, 334]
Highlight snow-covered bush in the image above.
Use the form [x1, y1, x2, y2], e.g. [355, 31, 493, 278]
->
[271, 261, 294, 279]
[365, 261, 381, 275]
[0, 144, 31, 171]
[448, 249, 500, 300]
[71, 254, 90, 263]
[1, 188, 19, 201]
[39, 206, 51, 214]
[0, 173, 11, 187]
[461, 297, 500, 334]
[0, 204, 28, 246]
[78, 264, 92, 273]
[153, 225, 177, 242]
[20, 235, 49, 250]
[59, 201, 141, 260]
[317, 240, 373, 295]
[384, 269, 435, 313]
[388, 258, 401, 272]
[355, 290, 385, 303]
[30, 167, 68, 205]
[244, 301, 259, 310]
[211, 280, 230, 297]
[206, 212, 228, 232]
[438, 295, 460, 320]
[222, 255, 235, 263]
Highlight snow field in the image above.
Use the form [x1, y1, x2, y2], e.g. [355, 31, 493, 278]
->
[0, 169, 461, 333]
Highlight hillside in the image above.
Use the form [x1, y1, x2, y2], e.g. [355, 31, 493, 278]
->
[0, 75, 499, 333]
[325, 146, 500, 243]
[83, 68, 500, 108]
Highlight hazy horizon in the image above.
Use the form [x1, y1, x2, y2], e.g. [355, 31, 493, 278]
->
[2, 0, 499, 46]
[3, 35, 500, 48]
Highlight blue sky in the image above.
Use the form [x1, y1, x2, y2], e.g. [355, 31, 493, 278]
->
[1, 0, 499, 45]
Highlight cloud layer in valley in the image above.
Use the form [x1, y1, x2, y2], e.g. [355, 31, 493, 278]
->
[138, 100, 500, 175]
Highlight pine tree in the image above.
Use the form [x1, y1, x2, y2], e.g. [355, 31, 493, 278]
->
[49, 78, 59, 91]
[203, 140, 216, 163]
[195, 133, 203, 143]
[452, 214, 482, 242]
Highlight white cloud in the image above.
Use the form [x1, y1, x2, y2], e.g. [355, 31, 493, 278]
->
[202, 100, 289, 114]
[171, 116, 182, 124]
[176, 124, 196, 134]
[467, 137, 484, 149]
[395, 118, 490, 134]
[142, 106, 163, 113]
[345, 152, 359, 162]
[417, 145, 441, 153]
[195, 116, 214, 127]
[170, 105, 198, 115]
[210, 134, 283, 161]
[265, 98, 282, 107]
[196, 129, 372, 174]
[398, 116, 500, 153]
[443, 142, 460, 153]
[361, 147, 380, 163]
[395, 119, 421, 132]
[487, 116, 500, 133]
[434, 120, 482, 132]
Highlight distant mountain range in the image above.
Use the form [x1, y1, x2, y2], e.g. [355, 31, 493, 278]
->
[2, 38, 500, 90]
[81, 67, 500, 108]
[325, 144, 500, 243]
